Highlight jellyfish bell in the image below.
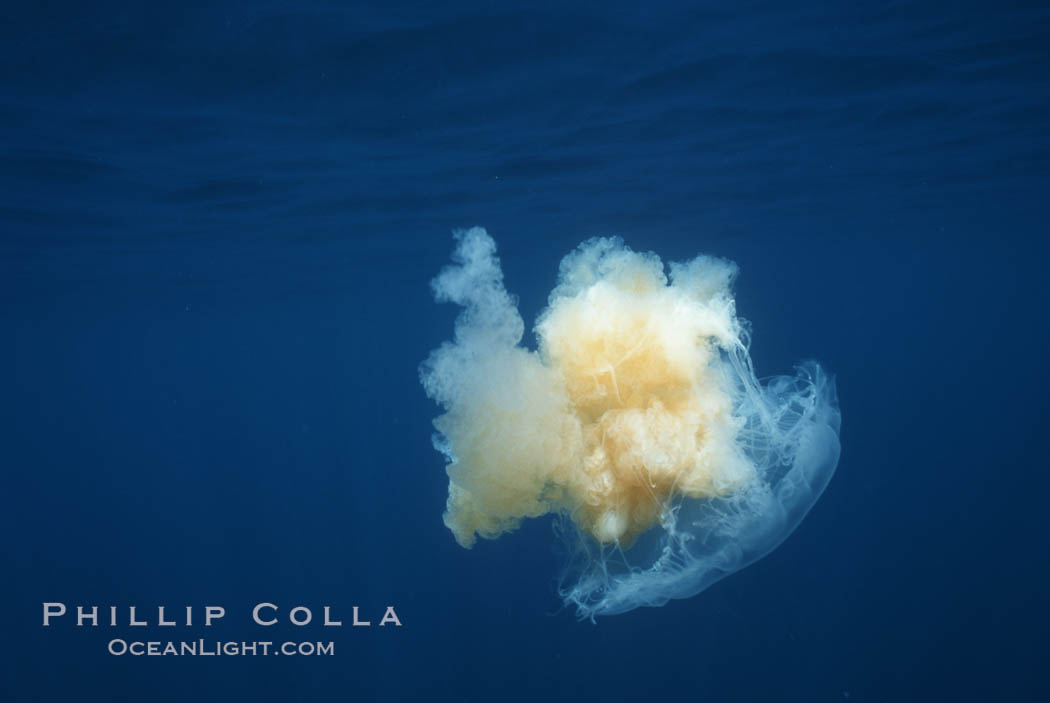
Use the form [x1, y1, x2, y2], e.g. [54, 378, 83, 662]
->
[420, 227, 841, 618]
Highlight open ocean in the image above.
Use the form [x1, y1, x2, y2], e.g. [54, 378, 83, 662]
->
[3, 1, 1049, 701]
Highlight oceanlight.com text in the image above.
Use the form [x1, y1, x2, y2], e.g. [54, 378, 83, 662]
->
[107, 639, 335, 656]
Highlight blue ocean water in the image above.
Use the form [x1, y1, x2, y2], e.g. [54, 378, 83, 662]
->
[2, 1, 1048, 700]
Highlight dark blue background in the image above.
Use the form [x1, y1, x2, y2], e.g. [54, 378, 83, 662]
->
[2, 1, 1048, 701]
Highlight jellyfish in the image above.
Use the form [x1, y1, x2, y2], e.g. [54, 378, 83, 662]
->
[420, 227, 841, 619]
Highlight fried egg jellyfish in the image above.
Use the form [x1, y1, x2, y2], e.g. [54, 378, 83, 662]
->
[420, 227, 841, 619]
